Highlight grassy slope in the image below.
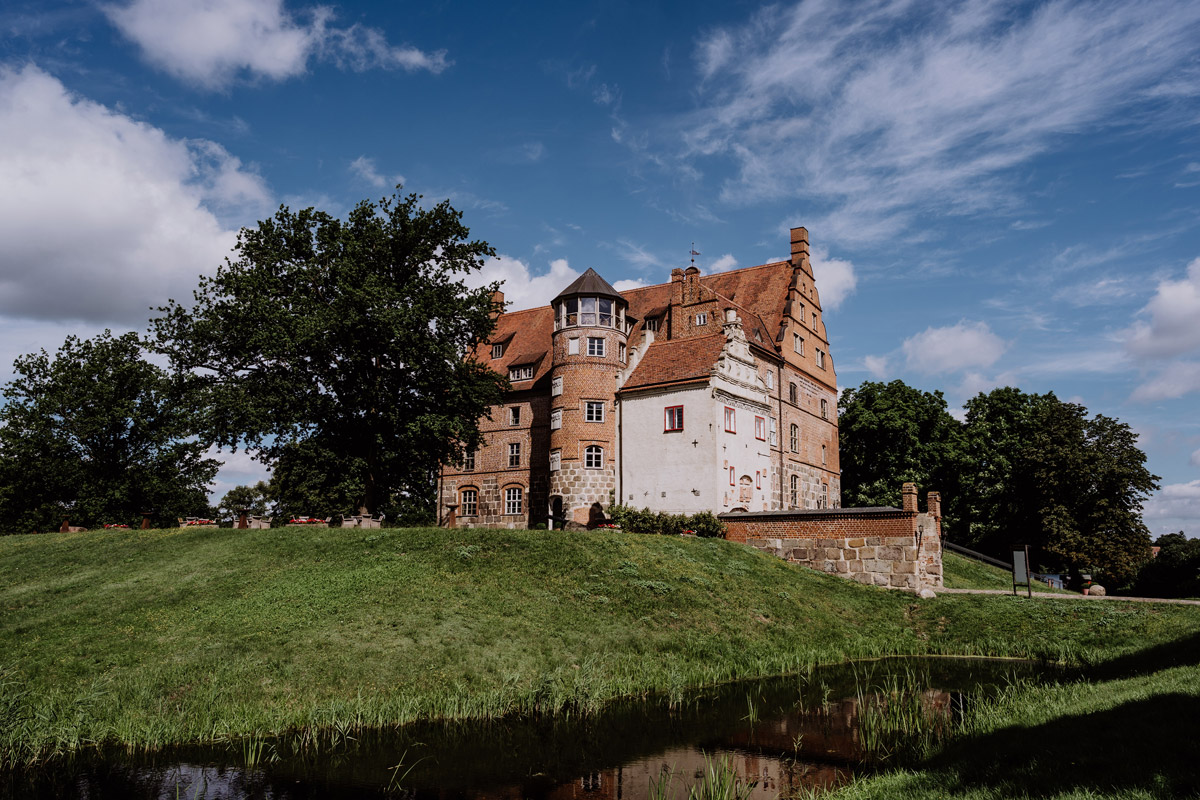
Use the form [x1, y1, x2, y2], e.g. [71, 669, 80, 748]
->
[942, 550, 1071, 593]
[2, 527, 1199, 796]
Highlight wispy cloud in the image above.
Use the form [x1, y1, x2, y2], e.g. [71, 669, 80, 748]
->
[679, 0, 1200, 246]
[106, 0, 449, 90]
[349, 155, 403, 189]
[902, 320, 1007, 375]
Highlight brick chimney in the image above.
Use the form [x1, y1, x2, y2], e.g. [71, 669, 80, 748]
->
[790, 227, 811, 274]
[902, 482, 918, 513]
[490, 290, 505, 321]
[927, 491, 941, 519]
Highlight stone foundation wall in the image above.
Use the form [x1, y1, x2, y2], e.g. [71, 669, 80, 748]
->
[720, 485, 944, 592]
[744, 533, 942, 590]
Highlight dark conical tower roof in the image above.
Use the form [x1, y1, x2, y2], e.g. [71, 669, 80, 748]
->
[553, 268, 623, 302]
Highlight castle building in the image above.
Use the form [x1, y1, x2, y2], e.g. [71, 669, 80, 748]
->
[438, 227, 840, 529]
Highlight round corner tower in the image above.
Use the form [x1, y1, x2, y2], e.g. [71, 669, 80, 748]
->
[548, 268, 628, 528]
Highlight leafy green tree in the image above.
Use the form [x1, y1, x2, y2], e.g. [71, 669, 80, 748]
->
[216, 481, 271, 519]
[152, 191, 507, 516]
[837, 380, 966, 531]
[962, 388, 1157, 584]
[1131, 532, 1200, 598]
[0, 331, 219, 532]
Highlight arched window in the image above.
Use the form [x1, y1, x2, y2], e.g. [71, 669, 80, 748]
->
[790, 475, 799, 507]
[790, 424, 799, 452]
[789, 383, 797, 404]
[504, 487, 523, 515]
[460, 488, 478, 516]
[584, 445, 604, 469]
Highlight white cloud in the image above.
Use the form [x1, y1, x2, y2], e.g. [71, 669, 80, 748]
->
[1143, 480, 1200, 535]
[0, 65, 267, 324]
[957, 371, 1001, 398]
[612, 278, 648, 292]
[683, 0, 1200, 245]
[708, 254, 737, 273]
[1125, 257, 1200, 358]
[206, 446, 272, 504]
[810, 246, 856, 310]
[466, 255, 580, 312]
[349, 156, 402, 189]
[106, 0, 448, 90]
[902, 320, 1008, 375]
[863, 354, 889, 379]
[1131, 360, 1200, 402]
[1191, 448, 1200, 468]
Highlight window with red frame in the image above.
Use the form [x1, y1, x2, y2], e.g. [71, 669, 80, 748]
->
[664, 405, 684, 432]
[724, 406, 736, 433]
[754, 415, 766, 440]
[729, 466, 735, 485]
[755, 471, 761, 489]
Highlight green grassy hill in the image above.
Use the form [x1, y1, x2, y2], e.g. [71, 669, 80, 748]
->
[2, 526, 1198, 795]
[942, 550, 1071, 592]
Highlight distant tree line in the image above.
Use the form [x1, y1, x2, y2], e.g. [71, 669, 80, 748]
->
[838, 380, 1161, 587]
[0, 190, 506, 533]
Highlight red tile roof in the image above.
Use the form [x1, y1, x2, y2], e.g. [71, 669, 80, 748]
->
[621, 333, 727, 392]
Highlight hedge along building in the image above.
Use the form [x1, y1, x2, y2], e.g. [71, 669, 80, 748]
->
[438, 227, 841, 529]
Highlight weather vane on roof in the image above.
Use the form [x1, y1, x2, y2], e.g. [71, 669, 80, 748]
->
[690, 243, 700, 268]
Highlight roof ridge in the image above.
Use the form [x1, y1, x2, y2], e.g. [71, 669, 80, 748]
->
[619, 260, 790, 295]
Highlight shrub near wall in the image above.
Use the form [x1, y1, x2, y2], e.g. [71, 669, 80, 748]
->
[606, 505, 726, 538]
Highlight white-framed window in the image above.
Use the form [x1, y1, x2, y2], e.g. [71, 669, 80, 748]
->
[491, 343, 504, 359]
[645, 318, 660, 332]
[568, 337, 579, 355]
[754, 415, 766, 441]
[724, 406, 736, 433]
[508, 442, 521, 468]
[550, 449, 561, 471]
[729, 466, 735, 485]
[789, 383, 797, 404]
[769, 417, 777, 446]
[509, 406, 520, 426]
[551, 376, 563, 396]
[584, 445, 604, 469]
[822, 444, 827, 465]
[820, 399, 829, 419]
[508, 365, 533, 381]
[460, 489, 477, 516]
[587, 336, 605, 357]
[696, 312, 708, 326]
[585, 401, 605, 422]
[565, 298, 578, 326]
[463, 449, 475, 471]
[798, 304, 805, 324]
[766, 372, 774, 389]
[756, 471, 762, 489]
[619, 342, 626, 363]
[550, 408, 562, 430]
[599, 298, 613, 327]
[790, 423, 799, 453]
[812, 312, 818, 330]
[790, 475, 799, 507]
[505, 487, 523, 515]
[664, 405, 684, 432]
[820, 484, 829, 508]
[816, 349, 826, 368]
[580, 297, 597, 326]
[793, 334, 804, 355]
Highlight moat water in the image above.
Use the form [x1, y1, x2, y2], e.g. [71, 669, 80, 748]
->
[1, 658, 1059, 800]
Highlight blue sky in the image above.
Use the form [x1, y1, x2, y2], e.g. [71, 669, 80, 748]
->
[2, 0, 1199, 535]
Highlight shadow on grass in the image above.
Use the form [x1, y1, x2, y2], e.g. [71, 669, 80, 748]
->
[1080, 630, 1200, 682]
[929, 692, 1200, 798]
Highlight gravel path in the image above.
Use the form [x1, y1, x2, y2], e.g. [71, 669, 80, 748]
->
[937, 587, 1200, 606]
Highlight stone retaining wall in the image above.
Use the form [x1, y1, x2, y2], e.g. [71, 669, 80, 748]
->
[720, 483, 943, 592]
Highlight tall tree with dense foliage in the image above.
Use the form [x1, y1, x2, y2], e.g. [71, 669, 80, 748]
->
[0, 331, 219, 532]
[962, 388, 1158, 584]
[152, 191, 507, 516]
[837, 380, 966, 530]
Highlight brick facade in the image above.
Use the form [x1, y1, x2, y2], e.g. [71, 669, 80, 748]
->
[439, 227, 843, 529]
